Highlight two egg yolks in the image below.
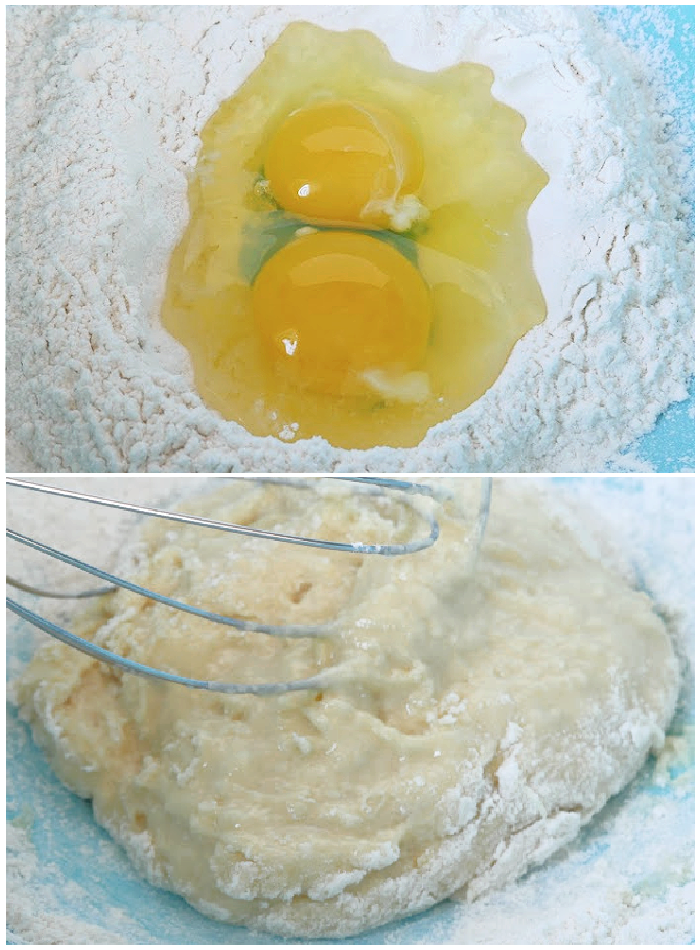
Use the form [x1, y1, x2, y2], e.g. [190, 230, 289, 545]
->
[160, 22, 548, 448]
[254, 99, 430, 396]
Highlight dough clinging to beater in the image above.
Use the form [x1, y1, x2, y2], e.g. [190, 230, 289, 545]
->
[15, 479, 679, 938]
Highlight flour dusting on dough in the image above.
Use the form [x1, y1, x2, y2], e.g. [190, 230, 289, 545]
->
[13, 479, 680, 938]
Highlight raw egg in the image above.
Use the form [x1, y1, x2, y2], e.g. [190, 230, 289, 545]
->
[253, 230, 432, 396]
[161, 22, 548, 448]
[263, 100, 426, 229]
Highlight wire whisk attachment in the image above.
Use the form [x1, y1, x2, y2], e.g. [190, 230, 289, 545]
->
[7, 477, 492, 695]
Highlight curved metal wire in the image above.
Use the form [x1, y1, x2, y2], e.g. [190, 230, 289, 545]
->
[7, 527, 329, 638]
[7, 477, 491, 694]
[6, 598, 329, 696]
[6, 476, 440, 556]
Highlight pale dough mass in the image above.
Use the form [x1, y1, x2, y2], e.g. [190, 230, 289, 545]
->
[15, 480, 679, 937]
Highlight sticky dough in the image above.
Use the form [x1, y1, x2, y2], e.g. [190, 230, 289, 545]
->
[15, 479, 679, 938]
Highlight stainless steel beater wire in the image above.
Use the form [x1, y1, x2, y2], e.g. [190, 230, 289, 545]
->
[475, 477, 492, 551]
[7, 527, 327, 638]
[7, 477, 491, 694]
[5, 597, 328, 696]
[7, 576, 114, 599]
[6, 477, 440, 556]
[6, 476, 441, 634]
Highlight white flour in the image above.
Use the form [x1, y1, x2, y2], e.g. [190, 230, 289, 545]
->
[5, 6, 693, 473]
[6, 477, 694, 944]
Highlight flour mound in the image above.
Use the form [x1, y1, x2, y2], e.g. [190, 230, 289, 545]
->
[5, 6, 693, 473]
[15, 480, 679, 937]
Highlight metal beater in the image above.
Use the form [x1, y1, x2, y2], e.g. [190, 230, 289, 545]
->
[7, 477, 492, 695]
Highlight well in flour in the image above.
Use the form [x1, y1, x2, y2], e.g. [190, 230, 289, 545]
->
[5, 6, 693, 471]
[161, 21, 547, 449]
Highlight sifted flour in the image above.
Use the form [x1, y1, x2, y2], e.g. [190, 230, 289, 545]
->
[5, 6, 693, 473]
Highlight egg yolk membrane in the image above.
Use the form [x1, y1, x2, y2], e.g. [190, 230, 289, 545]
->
[263, 100, 427, 231]
[253, 231, 431, 396]
[161, 22, 548, 449]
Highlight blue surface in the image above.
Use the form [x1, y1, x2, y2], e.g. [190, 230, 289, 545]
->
[631, 378, 695, 472]
[598, 5, 695, 472]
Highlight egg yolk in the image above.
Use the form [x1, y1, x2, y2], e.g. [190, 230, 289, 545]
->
[252, 230, 431, 394]
[263, 100, 425, 229]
